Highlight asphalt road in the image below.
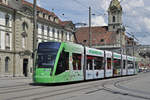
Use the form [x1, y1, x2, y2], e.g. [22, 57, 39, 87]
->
[0, 72, 150, 100]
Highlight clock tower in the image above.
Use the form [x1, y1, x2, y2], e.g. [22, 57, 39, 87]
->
[108, 0, 122, 32]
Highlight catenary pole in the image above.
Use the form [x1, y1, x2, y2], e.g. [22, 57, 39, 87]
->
[89, 6, 92, 47]
[33, 0, 37, 73]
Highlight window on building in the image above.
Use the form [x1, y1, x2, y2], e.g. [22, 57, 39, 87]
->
[47, 27, 50, 37]
[57, 30, 59, 40]
[113, 25, 115, 29]
[22, 22, 28, 32]
[42, 25, 44, 33]
[5, 57, 10, 73]
[52, 28, 55, 38]
[6, 33, 10, 48]
[55, 29, 58, 40]
[65, 32, 68, 41]
[48, 15, 51, 20]
[43, 13, 45, 18]
[113, 16, 115, 22]
[22, 36, 25, 48]
[37, 11, 40, 16]
[72, 53, 82, 70]
[69, 33, 72, 41]
[36, 24, 38, 29]
[5, 14, 9, 27]
[100, 39, 104, 42]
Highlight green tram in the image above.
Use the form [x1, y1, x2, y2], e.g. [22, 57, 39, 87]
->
[33, 42, 139, 83]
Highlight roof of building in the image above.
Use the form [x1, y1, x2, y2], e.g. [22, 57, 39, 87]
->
[60, 21, 73, 26]
[22, 0, 74, 27]
[75, 26, 116, 46]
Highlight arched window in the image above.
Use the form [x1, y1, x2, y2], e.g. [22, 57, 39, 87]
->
[47, 27, 50, 37]
[5, 14, 10, 26]
[113, 16, 115, 22]
[52, 28, 55, 38]
[5, 57, 10, 73]
[6, 33, 10, 48]
[22, 36, 25, 48]
[22, 22, 28, 32]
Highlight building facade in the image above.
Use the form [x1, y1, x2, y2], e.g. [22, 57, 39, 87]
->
[0, 0, 75, 77]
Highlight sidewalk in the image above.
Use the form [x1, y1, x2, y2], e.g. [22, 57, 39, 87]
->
[0, 76, 32, 87]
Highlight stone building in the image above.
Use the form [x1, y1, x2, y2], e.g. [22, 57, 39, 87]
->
[0, 0, 75, 77]
[75, 0, 126, 53]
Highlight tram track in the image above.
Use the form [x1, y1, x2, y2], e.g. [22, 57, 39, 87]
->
[2, 74, 149, 100]
[30, 76, 137, 100]
[4, 77, 132, 100]
[102, 75, 150, 100]
[5, 80, 107, 100]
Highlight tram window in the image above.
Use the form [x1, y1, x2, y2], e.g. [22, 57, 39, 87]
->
[87, 56, 93, 70]
[127, 61, 134, 69]
[107, 58, 112, 69]
[94, 57, 104, 70]
[72, 53, 81, 70]
[113, 59, 121, 69]
[123, 60, 126, 69]
[55, 51, 69, 75]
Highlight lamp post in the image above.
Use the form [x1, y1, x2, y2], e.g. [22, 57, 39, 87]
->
[33, 0, 37, 73]
[89, 6, 92, 47]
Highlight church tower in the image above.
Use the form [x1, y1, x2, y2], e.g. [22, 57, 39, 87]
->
[108, 0, 122, 32]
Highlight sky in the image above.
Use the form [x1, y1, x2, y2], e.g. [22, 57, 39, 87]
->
[26, 0, 150, 45]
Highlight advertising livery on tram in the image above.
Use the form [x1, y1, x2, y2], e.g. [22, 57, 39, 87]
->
[33, 42, 139, 83]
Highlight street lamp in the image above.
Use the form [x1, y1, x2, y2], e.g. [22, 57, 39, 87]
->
[33, 0, 37, 74]
[89, 6, 92, 47]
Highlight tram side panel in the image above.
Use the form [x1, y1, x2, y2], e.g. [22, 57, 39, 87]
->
[113, 53, 121, 77]
[85, 47, 105, 80]
[127, 56, 134, 75]
[63, 43, 84, 82]
[122, 55, 127, 76]
[105, 51, 113, 78]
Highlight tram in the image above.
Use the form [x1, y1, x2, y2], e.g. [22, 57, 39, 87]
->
[33, 42, 139, 83]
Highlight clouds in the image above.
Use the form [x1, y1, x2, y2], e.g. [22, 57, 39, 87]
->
[144, 17, 150, 31]
[26, 0, 150, 44]
[92, 16, 107, 26]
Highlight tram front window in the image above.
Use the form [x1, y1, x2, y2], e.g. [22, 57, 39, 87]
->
[36, 42, 61, 68]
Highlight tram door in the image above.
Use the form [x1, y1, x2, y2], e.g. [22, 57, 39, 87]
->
[86, 56, 94, 80]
